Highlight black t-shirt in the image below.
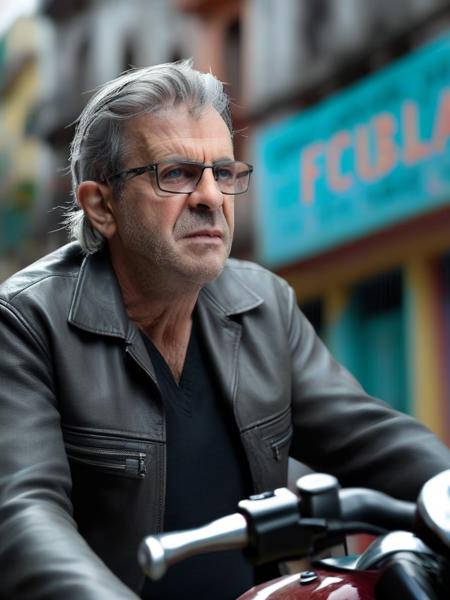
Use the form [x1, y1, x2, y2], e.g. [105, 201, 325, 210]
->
[141, 316, 255, 599]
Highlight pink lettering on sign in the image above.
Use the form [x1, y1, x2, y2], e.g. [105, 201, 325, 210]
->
[433, 90, 450, 153]
[374, 113, 398, 176]
[355, 123, 380, 182]
[300, 142, 324, 205]
[403, 101, 432, 164]
[356, 113, 398, 182]
[327, 131, 352, 193]
[299, 88, 450, 206]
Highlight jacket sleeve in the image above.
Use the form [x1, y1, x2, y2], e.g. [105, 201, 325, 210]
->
[0, 300, 139, 599]
[284, 285, 450, 501]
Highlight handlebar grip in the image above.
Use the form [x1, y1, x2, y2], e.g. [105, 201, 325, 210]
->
[339, 488, 416, 531]
[138, 512, 248, 580]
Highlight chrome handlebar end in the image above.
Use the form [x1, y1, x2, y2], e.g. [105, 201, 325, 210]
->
[138, 535, 167, 580]
[138, 513, 248, 580]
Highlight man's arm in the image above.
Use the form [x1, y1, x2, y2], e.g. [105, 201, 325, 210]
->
[0, 300, 139, 599]
[284, 286, 450, 500]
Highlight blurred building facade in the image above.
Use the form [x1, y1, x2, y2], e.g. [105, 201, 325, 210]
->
[1, 0, 450, 441]
[0, 9, 54, 279]
[240, 0, 450, 444]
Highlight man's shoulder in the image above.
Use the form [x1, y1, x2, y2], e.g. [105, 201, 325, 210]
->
[0, 242, 84, 306]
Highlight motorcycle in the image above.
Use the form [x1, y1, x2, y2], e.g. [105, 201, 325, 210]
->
[138, 469, 450, 599]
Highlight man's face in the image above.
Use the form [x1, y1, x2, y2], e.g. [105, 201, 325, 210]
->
[107, 105, 235, 289]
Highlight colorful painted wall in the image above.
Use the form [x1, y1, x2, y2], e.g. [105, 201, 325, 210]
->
[252, 32, 450, 444]
[0, 17, 42, 277]
[322, 256, 450, 445]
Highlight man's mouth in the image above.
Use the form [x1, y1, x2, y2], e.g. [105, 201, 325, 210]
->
[183, 229, 224, 240]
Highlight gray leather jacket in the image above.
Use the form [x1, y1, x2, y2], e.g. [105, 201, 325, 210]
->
[0, 242, 449, 599]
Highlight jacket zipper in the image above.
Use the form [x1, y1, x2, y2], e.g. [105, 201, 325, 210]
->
[271, 428, 293, 461]
[65, 442, 147, 478]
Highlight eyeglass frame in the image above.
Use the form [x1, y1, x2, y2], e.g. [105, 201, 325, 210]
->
[104, 159, 254, 195]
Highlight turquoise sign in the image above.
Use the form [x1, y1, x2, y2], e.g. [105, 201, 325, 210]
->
[253, 33, 450, 267]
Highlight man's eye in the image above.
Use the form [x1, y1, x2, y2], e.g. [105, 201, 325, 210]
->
[215, 167, 234, 181]
[159, 165, 195, 181]
[167, 169, 181, 180]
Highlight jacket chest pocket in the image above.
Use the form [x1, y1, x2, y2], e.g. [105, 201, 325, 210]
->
[63, 427, 149, 479]
[258, 408, 293, 464]
[270, 426, 293, 461]
[241, 407, 293, 492]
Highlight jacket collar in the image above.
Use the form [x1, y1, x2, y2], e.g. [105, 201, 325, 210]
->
[68, 247, 132, 340]
[68, 248, 263, 339]
[201, 261, 263, 316]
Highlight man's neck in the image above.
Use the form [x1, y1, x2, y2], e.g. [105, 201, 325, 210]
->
[111, 253, 201, 383]
[130, 297, 195, 384]
[125, 290, 197, 349]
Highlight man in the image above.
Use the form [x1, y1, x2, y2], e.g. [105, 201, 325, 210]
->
[0, 60, 449, 599]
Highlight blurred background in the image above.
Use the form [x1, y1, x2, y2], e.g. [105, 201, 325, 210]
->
[1, 0, 450, 443]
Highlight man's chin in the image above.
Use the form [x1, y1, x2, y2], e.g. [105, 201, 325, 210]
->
[181, 254, 228, 285]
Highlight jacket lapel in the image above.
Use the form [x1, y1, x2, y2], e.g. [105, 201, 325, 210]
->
[196, 296, 241, 410]
[198, 263, 263, 419]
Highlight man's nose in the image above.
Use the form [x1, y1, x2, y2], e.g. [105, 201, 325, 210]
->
[188, 167, 224, 209]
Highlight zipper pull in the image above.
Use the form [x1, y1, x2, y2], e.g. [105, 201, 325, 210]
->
[138, 456, 147, 478]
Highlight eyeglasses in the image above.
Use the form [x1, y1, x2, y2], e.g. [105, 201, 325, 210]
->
[106, 159, 253, 195]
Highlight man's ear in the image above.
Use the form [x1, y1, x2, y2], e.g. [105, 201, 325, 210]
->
[76, 181, 117, 239]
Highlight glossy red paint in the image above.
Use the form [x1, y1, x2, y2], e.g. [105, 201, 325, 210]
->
[237, 568, 379, 600]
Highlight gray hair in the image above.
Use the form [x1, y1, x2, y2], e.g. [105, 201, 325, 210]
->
[65, 59, 233, 253]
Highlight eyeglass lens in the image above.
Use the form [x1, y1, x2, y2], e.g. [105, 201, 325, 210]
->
[156, 161, 251, 194]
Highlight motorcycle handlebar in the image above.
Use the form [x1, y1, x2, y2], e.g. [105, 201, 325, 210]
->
[339, 488, 416, 531]
[138, 474, 417, 580]
[138, 512, 248, 580]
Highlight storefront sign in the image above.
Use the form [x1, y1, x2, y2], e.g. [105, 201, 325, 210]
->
[254, 33, 450, 266]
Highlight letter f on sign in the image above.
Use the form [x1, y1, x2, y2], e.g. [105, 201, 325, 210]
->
[300, 143, 324, 205]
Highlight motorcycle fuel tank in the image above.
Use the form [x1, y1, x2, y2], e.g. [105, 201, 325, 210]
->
[237, 567, 379, 600]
